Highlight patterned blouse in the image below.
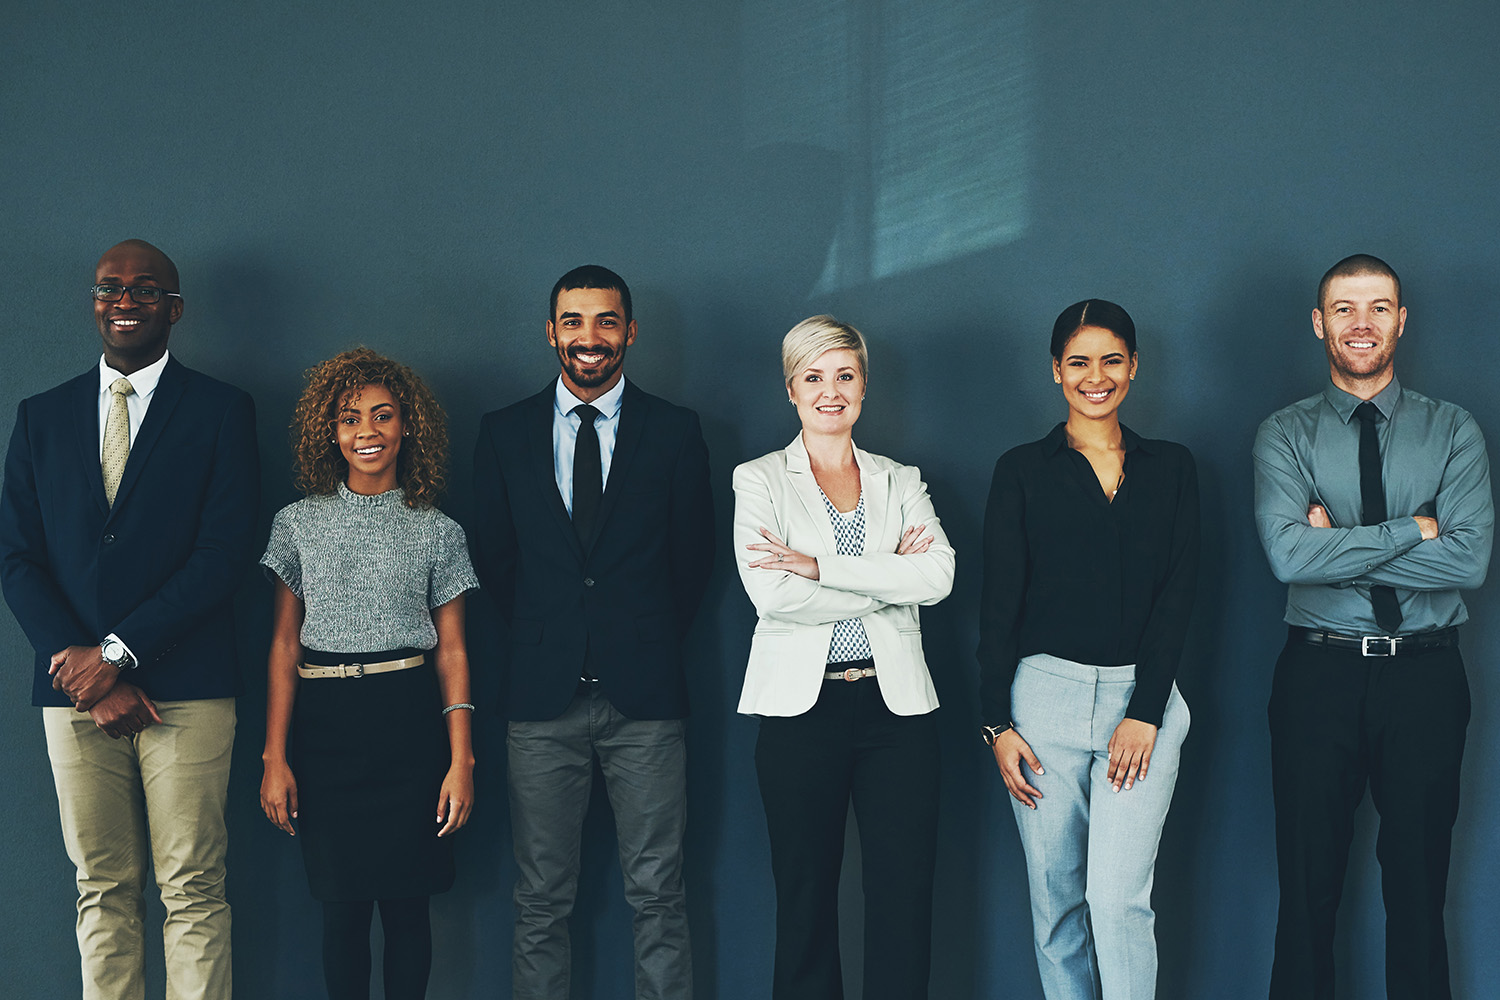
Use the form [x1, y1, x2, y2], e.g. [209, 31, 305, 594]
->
[821, 490, 873, 664]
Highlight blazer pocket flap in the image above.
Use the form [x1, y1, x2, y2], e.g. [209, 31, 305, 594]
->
[511, 618, 543, 644]
[753, 623, 793, 636]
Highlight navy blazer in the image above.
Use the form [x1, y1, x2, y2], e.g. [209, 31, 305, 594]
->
[0, 357, 260, 706]
[472, 379, 714, 722]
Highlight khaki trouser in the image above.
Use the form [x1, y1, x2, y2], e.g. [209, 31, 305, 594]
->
[44, 698, 235, 1000]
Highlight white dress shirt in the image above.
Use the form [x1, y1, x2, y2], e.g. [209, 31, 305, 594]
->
[97, 350, 170, 457]
[95, 350, 170, 663]
[552, 375, 625, 514]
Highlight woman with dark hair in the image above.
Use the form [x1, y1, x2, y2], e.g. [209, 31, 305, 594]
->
[259, 347, 477, 1000]
[978, 301, 1199, 999]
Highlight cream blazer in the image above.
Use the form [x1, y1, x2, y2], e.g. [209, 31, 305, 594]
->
[733, 433, 955, 717]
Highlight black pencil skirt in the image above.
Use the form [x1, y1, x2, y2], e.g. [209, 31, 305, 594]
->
[292, 648, 455, 902]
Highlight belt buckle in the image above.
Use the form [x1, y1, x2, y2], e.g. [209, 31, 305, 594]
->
[345, 662, 364, 678]
[842, 667, 862, 682]
[1360, 636, 1397, 657]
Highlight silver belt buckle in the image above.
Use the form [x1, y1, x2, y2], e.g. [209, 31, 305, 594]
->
[842, 667, 862, 682]
[345, 662, 364, 678]
[1360, 636, 1397, 657]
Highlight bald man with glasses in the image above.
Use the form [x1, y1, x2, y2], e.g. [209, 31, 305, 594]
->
[0, 239, 259, 999]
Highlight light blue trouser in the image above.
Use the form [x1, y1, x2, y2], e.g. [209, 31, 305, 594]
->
[1009, 654, 1189, 1000]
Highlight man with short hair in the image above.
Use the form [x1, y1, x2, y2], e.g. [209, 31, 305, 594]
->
[472, 264, 714, 999]
[0, 239, 259, 999]
[1253, 254, 1493, 999]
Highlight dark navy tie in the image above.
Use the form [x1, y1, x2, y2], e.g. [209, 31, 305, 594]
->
[572, 404, 602, 542]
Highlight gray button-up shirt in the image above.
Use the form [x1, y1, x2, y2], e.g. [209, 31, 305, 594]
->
[1253, 377, 1493, 634]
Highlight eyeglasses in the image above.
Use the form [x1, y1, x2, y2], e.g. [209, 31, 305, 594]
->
[91, 284, 182, 305]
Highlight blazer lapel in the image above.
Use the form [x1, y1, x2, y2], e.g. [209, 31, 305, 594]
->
[784, 433, 838, 554]
[109, 358, 186, 513]
[526, 385, 585, 562]
[589, 380, 644, 550]
[72, 372, 109, 516]
[854, 444, 893, 550]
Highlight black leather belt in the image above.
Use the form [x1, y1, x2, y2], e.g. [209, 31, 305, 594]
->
[1290, 625, 1459, 657]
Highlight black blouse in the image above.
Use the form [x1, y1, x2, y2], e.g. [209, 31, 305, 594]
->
[977, 423, 1200, 728]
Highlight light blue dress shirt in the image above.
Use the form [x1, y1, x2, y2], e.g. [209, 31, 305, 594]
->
[552, 375, 625, 515]
[1253, 377, 1493, 634]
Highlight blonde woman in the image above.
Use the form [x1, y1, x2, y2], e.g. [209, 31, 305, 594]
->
[734, 316, 955, 1000]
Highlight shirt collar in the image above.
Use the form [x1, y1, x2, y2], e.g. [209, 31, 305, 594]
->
[554, 374, 626, 421]
[1323, 375, 1402, 424]
[99, 350, 170, 398]
[1042, 421, 1152, 455]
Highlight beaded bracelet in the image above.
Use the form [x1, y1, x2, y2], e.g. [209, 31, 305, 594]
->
[442, 702, 476, 716]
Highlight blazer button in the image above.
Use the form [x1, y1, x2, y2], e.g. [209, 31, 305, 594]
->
[102, 534, 115, 544]
[583, 577, 595, 587]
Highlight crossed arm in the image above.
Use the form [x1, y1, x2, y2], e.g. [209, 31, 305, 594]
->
[732, 462, 955, 625]
[1253, 414, 1492, 590]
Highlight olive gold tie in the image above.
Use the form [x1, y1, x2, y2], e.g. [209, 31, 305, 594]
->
[102, 377, 134, 507]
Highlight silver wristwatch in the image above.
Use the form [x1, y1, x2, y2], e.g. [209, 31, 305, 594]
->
[101, 637, 135, 671]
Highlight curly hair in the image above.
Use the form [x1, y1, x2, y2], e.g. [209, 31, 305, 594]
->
[291, 347, 449, 508]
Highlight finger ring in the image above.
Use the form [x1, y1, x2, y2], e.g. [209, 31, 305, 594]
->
[778, 553, 785, 562]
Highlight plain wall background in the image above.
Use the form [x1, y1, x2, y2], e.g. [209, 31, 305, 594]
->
[3, 2, 1497, 997]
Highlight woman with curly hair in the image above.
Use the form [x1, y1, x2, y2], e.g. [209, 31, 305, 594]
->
[259, 347, 477, 1000]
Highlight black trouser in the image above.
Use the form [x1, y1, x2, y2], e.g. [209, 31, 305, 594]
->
[1267, 635, 1470, 1000]
[754, 672, 940, 1000]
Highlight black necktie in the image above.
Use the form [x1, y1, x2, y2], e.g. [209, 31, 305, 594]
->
[572, 404, 602, 542]
[1355, 402, 1403, 634]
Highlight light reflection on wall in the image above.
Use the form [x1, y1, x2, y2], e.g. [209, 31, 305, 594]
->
[741, 0, 1031, 292]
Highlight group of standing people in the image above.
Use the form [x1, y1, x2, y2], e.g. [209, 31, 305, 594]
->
[0, 240, 1490, 1000]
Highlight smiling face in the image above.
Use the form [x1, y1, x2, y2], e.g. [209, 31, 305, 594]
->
[335, 383, 404, 494]
[94, 241, 182, 374]
[1053, 325, 1136, 421]
[789, 348, 865, 437]
[548, 286, 636, 401]
[1313, 272, 1406, 397]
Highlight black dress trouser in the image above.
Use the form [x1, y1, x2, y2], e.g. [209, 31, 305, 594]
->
[755, 674, 940, 1000]
[1268, 635, 1470, 1000]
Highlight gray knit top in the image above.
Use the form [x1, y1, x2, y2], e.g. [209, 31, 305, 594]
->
[261, 483, 479, 654]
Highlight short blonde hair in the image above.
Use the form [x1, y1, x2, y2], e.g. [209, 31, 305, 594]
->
[781, 315, 869, 385]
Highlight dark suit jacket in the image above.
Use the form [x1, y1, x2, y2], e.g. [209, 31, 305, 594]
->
[472, 379, 714, 721]
[0, 356, 260, 706]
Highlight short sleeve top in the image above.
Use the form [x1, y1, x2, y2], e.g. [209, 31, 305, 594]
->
[261, 483, 479, 654]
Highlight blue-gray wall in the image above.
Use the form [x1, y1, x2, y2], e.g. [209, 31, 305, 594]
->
[3, 3, 1497, 997]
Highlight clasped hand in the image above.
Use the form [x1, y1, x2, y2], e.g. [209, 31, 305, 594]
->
[49, 644, 119, 711]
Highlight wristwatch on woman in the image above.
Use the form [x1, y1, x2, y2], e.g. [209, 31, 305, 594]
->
[981, 723, 1015, 746]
